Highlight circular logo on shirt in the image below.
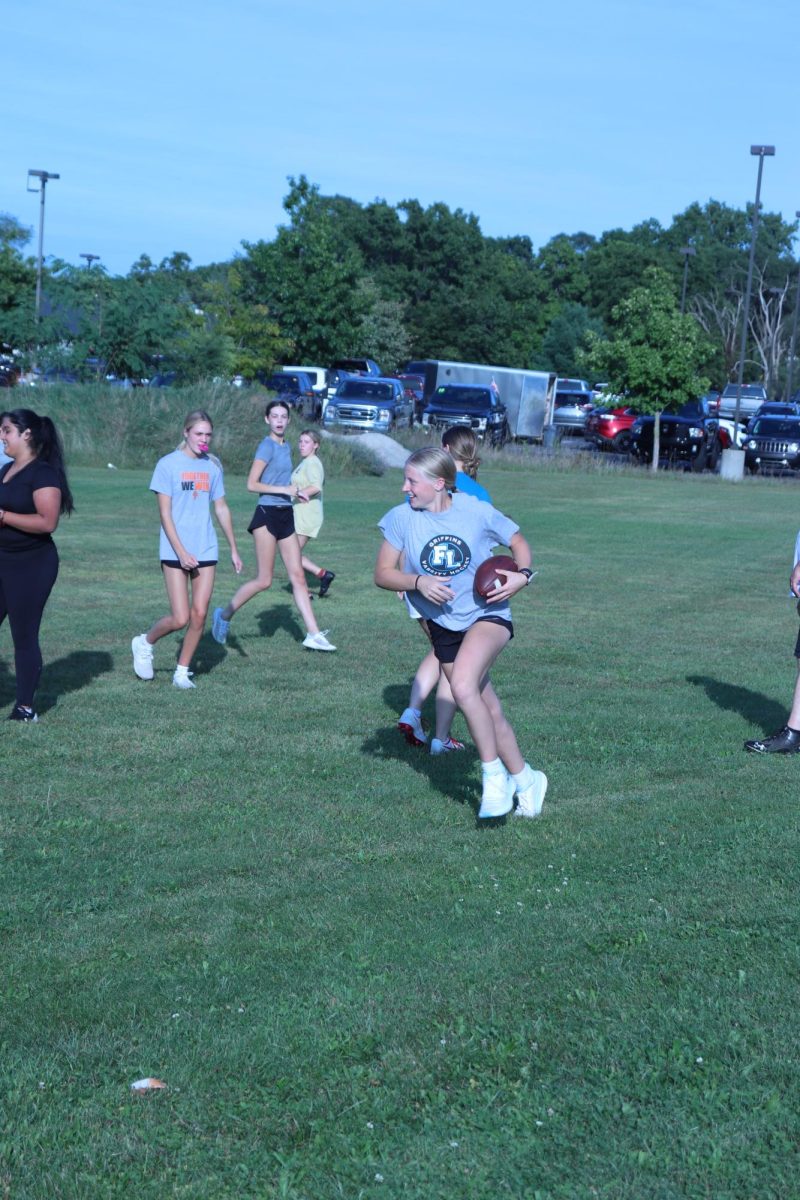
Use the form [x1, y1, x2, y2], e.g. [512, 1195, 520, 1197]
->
[420, 534, 472, 578]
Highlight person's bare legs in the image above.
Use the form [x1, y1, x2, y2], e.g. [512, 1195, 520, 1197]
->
[296, 532, 323, 578]
[442, 621, 523, 773]
[220, 525, 277, 619]
[174, 567, 215, 668]
[146, 567, 191, 645]
[410, 646, 440, 710]
[277, 533, 321, 635]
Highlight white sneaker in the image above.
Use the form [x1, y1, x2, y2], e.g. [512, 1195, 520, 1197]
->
[430, 736, 465, 755]
[515, 770, 548, 818]
[131, 634, 154, 680]
[303, 630, 336, 652]
[398, 707, 427, 746]
[478, 769, 515, 819]
[172, 668, 196, 690]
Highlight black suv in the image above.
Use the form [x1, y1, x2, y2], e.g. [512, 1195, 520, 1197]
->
[744, 417, 800, 474]
[421, 384, 509, 446]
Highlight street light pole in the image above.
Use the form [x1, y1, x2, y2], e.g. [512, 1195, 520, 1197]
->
[786, 211, 800, 403]
[27, 170, 60, 323]
[733, 146, 775, 428]
[679, 246, 696, 316]
[80, 253, 100, 270]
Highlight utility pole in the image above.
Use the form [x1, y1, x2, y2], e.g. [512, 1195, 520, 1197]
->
[27, 169, 60, 322]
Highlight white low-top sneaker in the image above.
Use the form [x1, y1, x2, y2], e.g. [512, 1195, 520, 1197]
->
[515, 770, 548, 818]
[303, 630, 336, 652]
[478, 769, 515, 819]
[172, 668, 196, 690]
[131, 634, 154, 680]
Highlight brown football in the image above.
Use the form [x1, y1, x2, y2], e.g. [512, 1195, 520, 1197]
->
[474, 554, 518, 598]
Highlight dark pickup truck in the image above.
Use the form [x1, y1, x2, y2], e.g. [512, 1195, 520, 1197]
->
[420, 384, 509, 446]
[628, 401, 723, 471]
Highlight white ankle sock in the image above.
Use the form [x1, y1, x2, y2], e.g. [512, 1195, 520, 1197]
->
[481, 757, 505, 776]
[512, 763, 535, 790]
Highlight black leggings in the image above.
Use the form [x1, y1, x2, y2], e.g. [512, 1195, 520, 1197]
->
[0, 543, 59, 707]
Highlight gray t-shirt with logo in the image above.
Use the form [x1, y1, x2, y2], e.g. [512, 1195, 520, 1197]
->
[150, 449, 224, 562]
[255, 436, 293, 507]
[379, 492, 520, 630]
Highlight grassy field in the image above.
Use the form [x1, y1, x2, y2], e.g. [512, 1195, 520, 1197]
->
[2, 452, 800, 1198]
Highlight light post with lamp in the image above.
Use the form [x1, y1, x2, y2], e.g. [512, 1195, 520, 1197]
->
[80, 253, 100, 270]
[26, 169, 60, 324]
[721, 145, 775, 481]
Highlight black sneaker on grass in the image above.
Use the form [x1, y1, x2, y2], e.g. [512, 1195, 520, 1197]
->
[319, 570, 336, 597]
[8, 704, 39, 723]
[744, 725, 800, 754]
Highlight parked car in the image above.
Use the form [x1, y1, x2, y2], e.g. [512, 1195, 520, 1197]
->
[323, 377, 412, 433]
[745, 402, 800, 431]
[330, 357, 382, 378]
[390, 373, 426, 423]
[420, 384, 509, 446]
[584, 406, 640, 452]
[0, 355, 18, 388]
[744, 417, 800, 474]
[629, 403, 723, 471]
[681, 396, 747, 451]
[553, 378, 595, 434]
[716, 382, 768, 421]
[147, 372, 177, 388]
[280, 364, 327, 416]
[259, 371, 317, 416]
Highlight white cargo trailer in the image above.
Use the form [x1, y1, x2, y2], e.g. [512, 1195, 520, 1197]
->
[405, 359, 556, 441]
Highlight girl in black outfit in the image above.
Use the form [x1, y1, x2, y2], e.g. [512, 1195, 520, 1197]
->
[0, 408, 74, 722]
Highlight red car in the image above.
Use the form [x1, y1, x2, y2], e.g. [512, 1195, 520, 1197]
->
[584, 406, 639, 452]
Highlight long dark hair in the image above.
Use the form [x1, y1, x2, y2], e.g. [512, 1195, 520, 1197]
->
[1, 408, 74, 514]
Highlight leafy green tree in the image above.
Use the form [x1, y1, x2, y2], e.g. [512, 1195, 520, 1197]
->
[196, 264, 290, 379]
[0, 214, 37, 356]
[584, 221, 666, 324]
[582, 267, 712, 469]
[354, 276, 411, 373]
[240, 176, 367, 364]
[534, 233, 592, 307]
[537, 302, 604, 377]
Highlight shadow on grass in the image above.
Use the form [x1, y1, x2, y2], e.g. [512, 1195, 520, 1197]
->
[256, 603, 305, 644]
[371, 680, 510, 828]
[186, 633, 228, 677]
[16, 650, 115, 715]
[361, 722, 479, 810]
[687, 674, 786, 733]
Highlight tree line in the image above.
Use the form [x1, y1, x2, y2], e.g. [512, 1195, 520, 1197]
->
[1, 175, 798, 404]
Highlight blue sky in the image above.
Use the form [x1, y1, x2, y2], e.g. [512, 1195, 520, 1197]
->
[3, 0, 799, 277]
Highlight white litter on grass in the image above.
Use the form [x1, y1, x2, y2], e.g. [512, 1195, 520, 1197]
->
[130, 1077, 167, 1091]
[107, 463, 117, 469]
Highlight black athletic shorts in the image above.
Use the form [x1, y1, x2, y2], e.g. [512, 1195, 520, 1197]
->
[248, 504, 295, 540]
[161, 559, 217, 572]
[794, 624, 800, 658]
[427, 616, 514, 664]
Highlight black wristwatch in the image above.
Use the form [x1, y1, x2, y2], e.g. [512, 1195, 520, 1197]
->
[519, 567, 534, 585]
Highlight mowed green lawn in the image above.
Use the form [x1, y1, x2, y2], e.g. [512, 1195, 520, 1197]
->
[2, 461, 800, 1199]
